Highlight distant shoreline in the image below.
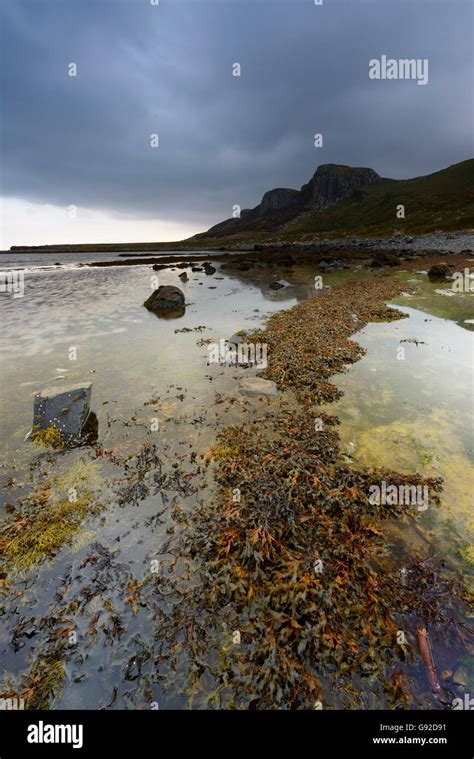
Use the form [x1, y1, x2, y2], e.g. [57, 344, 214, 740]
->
[2, 230, 473, 259]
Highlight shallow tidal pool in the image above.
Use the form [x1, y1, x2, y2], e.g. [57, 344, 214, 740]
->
[0, 257, 472, 709]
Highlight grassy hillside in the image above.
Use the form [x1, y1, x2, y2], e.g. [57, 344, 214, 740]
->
[282, 159, 474, 240]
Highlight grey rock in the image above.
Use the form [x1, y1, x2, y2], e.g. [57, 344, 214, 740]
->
[452, 666, 469, 688]
[228, 333, 245, 346]
[269, 281, 286, 290]
[427, 264, 450, 280]
[144, 285, 185, 311]
[33, 382, 92, 443]
[371, 252, 400, 267]
[239, 378, 278, 397]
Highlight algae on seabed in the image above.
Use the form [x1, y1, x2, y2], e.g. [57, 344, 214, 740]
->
[0, 458, 103, 575]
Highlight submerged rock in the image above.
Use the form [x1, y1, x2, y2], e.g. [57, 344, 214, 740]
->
[428, 263, 450, 280]
[452, 666, 469, 687]
[220, 261, 251, 272]
[370, 252, 400, 268]
[228, 333, 245, 347]
[239, 378, 278, 397]
[144, 285, 185, 312]
[269, 281, 286, 290]
[151, 306, 185, 320]
[33, 382, 92, 444]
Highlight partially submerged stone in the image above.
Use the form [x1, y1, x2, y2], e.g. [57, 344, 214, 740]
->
[228, 332, 245, 347]
[239, 378, 278, 397]
[33, 382, 92, 444]
[144, 285, 185, 312]
[370, 253, 400, 268]
[452, 666, 469, 687]
[427, 263, 450, 280]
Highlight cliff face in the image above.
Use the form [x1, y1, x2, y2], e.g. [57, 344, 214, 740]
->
[260, 188, 301, 215]
[197, 163, 384, 239]
[258, 166, 380, 215]
[301, 164, 381, 209]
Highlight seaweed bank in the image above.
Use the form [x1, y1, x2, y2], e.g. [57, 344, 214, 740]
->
[153, 276, 471, 709]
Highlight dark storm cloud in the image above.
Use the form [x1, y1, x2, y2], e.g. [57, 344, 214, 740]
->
[1, 0, 473, 231]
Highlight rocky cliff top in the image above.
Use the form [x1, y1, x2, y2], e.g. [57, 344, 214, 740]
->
[199, 163, 384, 238]
[301, 164, 381, 209]
[258, 165, 382, 216]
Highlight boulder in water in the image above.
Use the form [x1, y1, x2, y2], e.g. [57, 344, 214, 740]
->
[144, 285, 185, 312]
[239, 378, 278, 397]
[428, 264, 450, 280]
[228, 332, 245, 347]
[32, 382, 92, 444]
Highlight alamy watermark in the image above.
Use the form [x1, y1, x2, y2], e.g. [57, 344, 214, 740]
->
[0, 271, 24, 298]
[451, 268, 474, 293]
[452, 693, 474, 710]
[368, 481, 429, 511]
[208, 339, 268, 368]
[0, 696, 25, 710]
[27, 721, 83, 749]
[369, 55, 429, 86]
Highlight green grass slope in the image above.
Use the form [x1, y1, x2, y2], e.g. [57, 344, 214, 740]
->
[283, 159, 474, 240]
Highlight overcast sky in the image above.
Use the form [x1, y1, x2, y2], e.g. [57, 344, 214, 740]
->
[1, 0, 472, 248]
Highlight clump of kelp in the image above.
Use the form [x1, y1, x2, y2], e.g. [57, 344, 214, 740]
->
[9, 656, 66, 710]
[0, 459, 102, 575]
[31, 423, 64, 449]
[255, 277, 410, 404]
[151, 278, 472, 709]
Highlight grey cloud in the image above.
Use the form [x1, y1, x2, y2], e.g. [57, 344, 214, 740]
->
[1, 0, 472, 231]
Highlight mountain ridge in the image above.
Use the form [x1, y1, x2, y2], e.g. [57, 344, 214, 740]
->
[192, 158, 474, 242]
[8, 159, 474, 252]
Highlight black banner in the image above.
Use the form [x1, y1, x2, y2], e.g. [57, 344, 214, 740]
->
[0, 709, 472, 757]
